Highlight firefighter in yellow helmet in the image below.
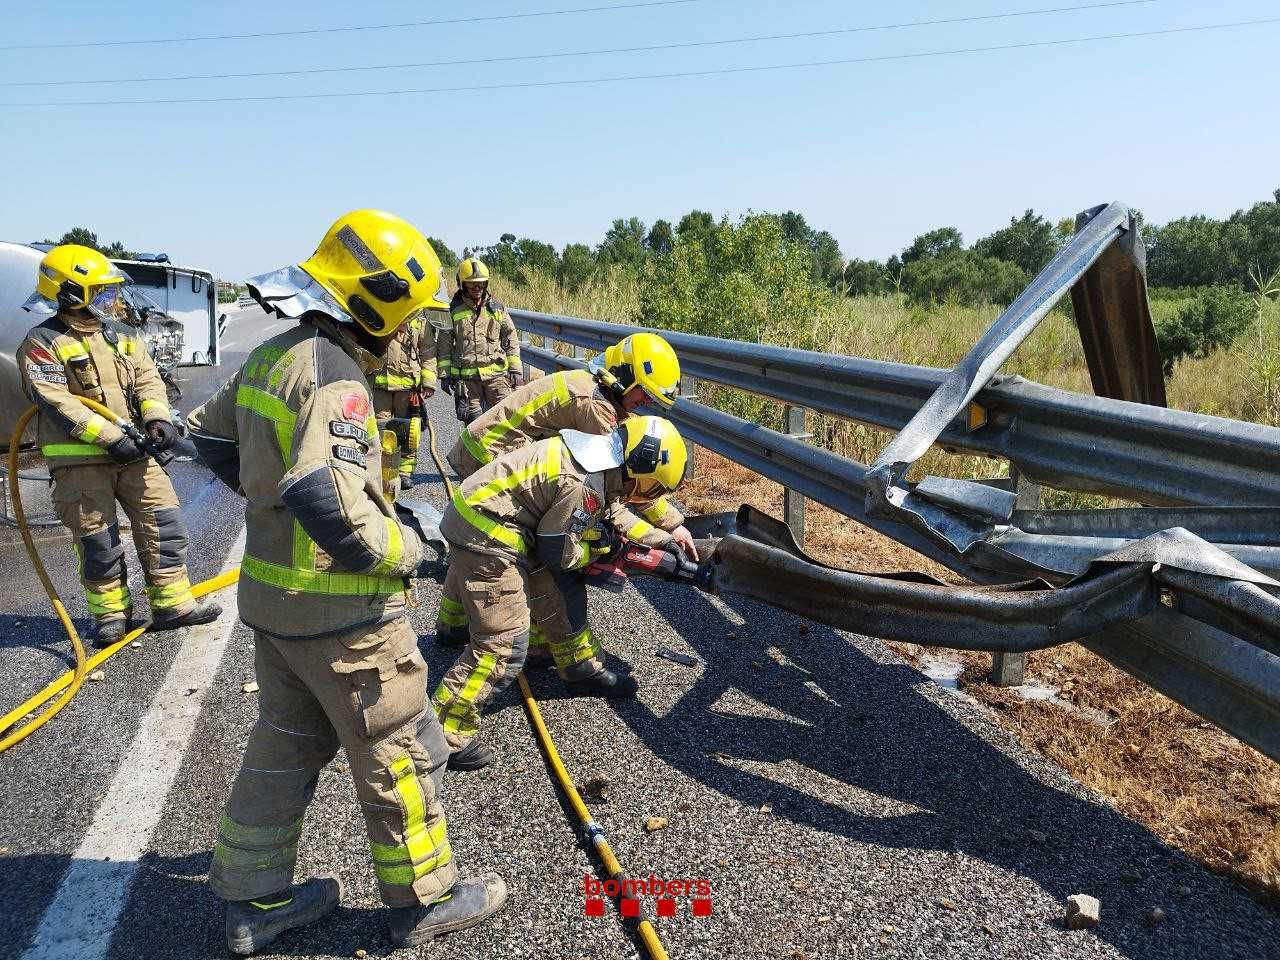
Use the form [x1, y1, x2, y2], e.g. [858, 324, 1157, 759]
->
[187, 210, 506, 952]
[433, 415, 688, 770]
[436, 333, 697, 655]
[437, 257, 522, 424]
[17, 244, 221, 647]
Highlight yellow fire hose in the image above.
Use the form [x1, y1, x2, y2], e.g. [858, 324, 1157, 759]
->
[430, 413, 668, 958]
[0, 399, 238, 754]
[6, 397, 672, 957]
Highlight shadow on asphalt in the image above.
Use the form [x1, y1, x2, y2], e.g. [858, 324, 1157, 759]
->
[617, 575, 1274, 960]
[0, 613, 76, 658]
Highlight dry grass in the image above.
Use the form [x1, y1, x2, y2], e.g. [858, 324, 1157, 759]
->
[680, 448, 1280, 908]
[507, 271, 1280, 903]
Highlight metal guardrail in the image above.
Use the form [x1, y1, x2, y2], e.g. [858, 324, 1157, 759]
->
[512, 203, 1280, 763]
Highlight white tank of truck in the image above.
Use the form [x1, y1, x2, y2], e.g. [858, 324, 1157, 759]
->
[0, 240, 223, 447]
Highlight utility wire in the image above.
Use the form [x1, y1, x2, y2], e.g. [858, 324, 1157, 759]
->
[3, 17, 1274, 108]
[1, 0, 1156, 87]
[0, 0, 701, 52]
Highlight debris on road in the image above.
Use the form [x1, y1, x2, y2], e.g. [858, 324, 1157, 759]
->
[938, 897, 957, 911]
[1149, 906, 1167, 924]
[241, 680, 259, 694]
[643, 816, 669, 833]
[88, 670, 105, 682]
[655, 647, 698, 667]
[582, 776, 610, 802]
[1065, 894, 1101, 929]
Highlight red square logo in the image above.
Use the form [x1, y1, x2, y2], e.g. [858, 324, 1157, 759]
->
[620, 898, 640, 918]
[692, 898, 713, 917]
[656, 899, 676, 918]
[584, 898, 605, 917]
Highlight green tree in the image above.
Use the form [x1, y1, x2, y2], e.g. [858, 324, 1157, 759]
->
[427, 236, 459, 269]
[1224, 189, 1280, 278]
[44, 227, 136, 260]
[645, 219, 675, 256]
[470, 234, 558, 285]
[597, 217, 648, 272]
[1156, 285, 1253, 373]
[901, 226, 964, 264]
[974, 209, 1060, 276]
[1147, 216, 1232, 287]
[676, 209, 715, 250]
[902, 251, 1028, 307]
[557, 243, 596, 292]
[842, 259, 890, 297]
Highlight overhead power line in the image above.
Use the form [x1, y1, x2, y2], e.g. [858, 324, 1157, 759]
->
[1, 1, 1157, 88]
[2, 17, 1274, 108]
[0, 0, 700, 52]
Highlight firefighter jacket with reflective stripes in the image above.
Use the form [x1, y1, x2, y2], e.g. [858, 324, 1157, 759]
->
[448, 368, 682, 547]
[439, 436, 622, 572]
[187, 318, 424, 640]
[368, 314, 438, 391]
[437, 291, 520, 381]
[18, 312, 174, 468]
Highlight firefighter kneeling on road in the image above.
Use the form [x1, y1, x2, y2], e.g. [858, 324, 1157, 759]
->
[17, 244, 220, 647]
[188, 210, 506, 954]
[433, 416, 688, 771]
[436, 333, 699, 656]
[437, 257, 522, 424]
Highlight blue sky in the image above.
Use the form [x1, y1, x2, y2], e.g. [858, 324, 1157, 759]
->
[1, 0, 1277, 279]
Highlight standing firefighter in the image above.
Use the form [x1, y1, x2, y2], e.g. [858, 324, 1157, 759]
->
[437, 257, 522, 424]
[368, 310, 439, 494]
[17, 244, 221, 647]
[437, 334, 699, 658]
[187, 211, 506, 954]
[433, 416, 688, 770]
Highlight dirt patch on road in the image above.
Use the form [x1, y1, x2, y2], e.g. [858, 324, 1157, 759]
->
[681, 447, 1280, 907]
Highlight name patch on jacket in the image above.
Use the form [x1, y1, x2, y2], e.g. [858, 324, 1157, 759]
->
[332, 444, 366, 466]
[330, 420, 371, 447]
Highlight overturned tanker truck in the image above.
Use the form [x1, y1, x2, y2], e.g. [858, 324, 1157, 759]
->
[510, 202, 1280, 764]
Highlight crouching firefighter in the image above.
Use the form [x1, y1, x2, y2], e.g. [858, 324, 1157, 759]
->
[436, 257, 522, 424]
[432, 415, 689, 771]
[17, 244, 220, 647]
[436, 333, 700, 658]
[186, 210, 506, 954]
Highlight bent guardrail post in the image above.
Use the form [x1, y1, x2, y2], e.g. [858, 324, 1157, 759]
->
[864, 202, 1143, 551]
[990, 470, 1042, 686]
[784, 404, 809, 547]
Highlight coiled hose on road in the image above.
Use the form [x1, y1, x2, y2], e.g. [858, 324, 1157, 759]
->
[0, 399, 238, 753]
[3, 401, 671, 958]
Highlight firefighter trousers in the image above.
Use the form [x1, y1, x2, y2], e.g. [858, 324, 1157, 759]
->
[454, 376, 512, 425]
[371, 387, 417, 490]
[209, 617, 458, 907]
[432, 552, 603, 750]
[50, 458, 196, 625]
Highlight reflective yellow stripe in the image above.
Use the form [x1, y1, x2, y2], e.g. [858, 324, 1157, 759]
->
[77, 414, 110, 442]
[451, 440, 563, 554]
[241, 554, 403, 596]
[249, 897, 294, 911]
[506, 355, 521, 368]
[641, 497, 671, 524]
[54, 341, 89, 362]
[43, 442, 108, 458]
[147, 577, 194, 609]
[433, 652, 497, 735]
[372, 373, 416, 389]
[139, 398, 169, 420]
[235, 385, 295, 462]
[437, 595, 468, 627]
[369, 755, 451, 886]
[86, 584, 131, 614]
[419, 368, 437, 385]
[549, 626, 600, 668]
[468, 371, 569, 466]
[625, 517, 656, 540]
[452, 357, 509, 378]
[372, 516, 404, 576]
[450, 491, 526, 554]
[571, 542, 591, 570]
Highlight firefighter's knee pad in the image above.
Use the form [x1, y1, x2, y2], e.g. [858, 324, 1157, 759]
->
[151, 506, 189, 569]
[79, 523, 125, 581]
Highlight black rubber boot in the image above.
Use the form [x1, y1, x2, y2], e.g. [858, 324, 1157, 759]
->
[225, 876, 343, 956]
[524, 646, 554, 668]
[446, 738, 494, 771]
[386, 873, 508, 946]
[91, 617, 131, 649]
[150, 600, 222, 633]
[564, 667, 639, 699]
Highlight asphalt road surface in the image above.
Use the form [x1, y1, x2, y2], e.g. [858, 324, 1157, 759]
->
[1, 304, 1276, 959]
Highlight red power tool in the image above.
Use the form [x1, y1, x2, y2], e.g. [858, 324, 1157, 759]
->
[584, 539, 715, 593]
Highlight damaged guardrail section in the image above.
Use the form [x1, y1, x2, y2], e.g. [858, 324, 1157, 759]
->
[513, 201, 1280, 764]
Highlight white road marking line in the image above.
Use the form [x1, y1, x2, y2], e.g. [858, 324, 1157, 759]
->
[21, 529, 246, 960]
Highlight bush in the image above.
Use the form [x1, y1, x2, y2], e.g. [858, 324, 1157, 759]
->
[901, 251, 1028, 307]
[1156, 285, 1254, 374]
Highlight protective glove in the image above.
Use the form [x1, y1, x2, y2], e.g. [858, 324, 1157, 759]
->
[508, 368, 524, 389]
[145, 419, 179, 451]
[454, 392, 473, 424]
[582, 523, 619, 562]
[439, 376, 455, 395]
[106, 434, 147, 464]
